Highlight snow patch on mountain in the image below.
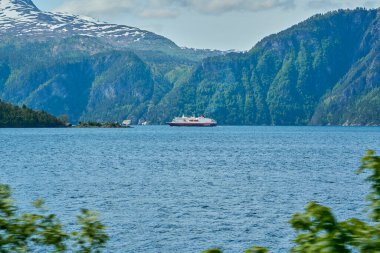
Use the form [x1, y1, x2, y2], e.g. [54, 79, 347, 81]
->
[0, 0, 149, 42]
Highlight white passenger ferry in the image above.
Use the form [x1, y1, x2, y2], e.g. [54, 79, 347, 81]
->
[167, 115, 217, 127]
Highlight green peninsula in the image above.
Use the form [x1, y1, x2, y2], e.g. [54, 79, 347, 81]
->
[0, 100, 65, 128]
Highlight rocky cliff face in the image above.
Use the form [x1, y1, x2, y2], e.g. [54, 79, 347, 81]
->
[311, 11, 380, 125]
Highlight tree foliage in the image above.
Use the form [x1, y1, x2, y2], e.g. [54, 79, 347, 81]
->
[0, 184, 108, 252]
[0, 100, 65, 128]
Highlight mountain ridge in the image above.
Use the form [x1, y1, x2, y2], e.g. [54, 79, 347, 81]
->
[147, 8, 380, 125]
[0, 0, 171, 51]
[0, 0, 379, 125]
[0, 0, 229, 58]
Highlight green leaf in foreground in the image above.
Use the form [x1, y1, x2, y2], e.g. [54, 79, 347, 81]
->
[0, 184, 108, 252]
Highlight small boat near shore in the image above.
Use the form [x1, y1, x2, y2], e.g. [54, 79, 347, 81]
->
[122, 120, 132, 127]
[167, 115, 217, 127]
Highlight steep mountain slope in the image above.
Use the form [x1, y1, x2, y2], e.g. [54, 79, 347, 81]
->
[0, 0, 173, 51]
[311, 14, 380, 125]
[0, 0, 225, 59]
[0, 42, 161, 123]
[149, 8, 380, 125]
[1, 0, 380, 125]
[0, 0, 225, 123]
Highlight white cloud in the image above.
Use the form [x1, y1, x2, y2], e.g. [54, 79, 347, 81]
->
[189, 0, 295, 13]
[56, 0, 137, 16]
[307, 0, 379, 10]
[56, 0, 296, 18]
[139, 9, 178, 18]
[55, 0, 379, 19]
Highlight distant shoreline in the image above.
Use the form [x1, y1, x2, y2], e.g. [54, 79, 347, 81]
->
[1, 124, 380, 129]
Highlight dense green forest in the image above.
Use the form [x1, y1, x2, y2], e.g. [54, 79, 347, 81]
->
[0, 100, 65, 127]
[149, 8, 380, 125]
[1, 8, 380, 125]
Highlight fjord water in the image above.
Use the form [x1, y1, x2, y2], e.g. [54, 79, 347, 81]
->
[1, 126, 379, 252]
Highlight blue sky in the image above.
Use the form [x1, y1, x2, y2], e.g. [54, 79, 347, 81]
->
[33, 0, 379, 50]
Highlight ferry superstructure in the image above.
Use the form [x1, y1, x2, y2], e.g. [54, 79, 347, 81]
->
[167, 115, 217, 127]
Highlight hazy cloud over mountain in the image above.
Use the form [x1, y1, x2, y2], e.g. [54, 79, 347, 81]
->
[48, 0, 379, 50]
[57, 0, 296, 18]
[56, 0, 379, 18]
[307, 0, 379, 9]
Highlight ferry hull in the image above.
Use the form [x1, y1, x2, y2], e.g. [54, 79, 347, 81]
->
[167, 122, 217, 127]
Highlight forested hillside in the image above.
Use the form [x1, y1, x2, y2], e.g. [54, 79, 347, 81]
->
[1, 1, 380, 125]
[0, 100, 65, 127]
[148, 8, 380, 125]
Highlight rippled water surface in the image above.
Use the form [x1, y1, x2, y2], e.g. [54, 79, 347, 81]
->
[1, 126, 380, 252]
